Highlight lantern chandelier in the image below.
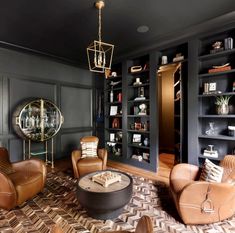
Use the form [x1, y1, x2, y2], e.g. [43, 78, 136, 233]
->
[87, 0, 114, 73]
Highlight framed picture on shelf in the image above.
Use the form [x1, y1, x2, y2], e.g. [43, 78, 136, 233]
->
[110, 106, 118, 116]
[132, 134, 141, 143]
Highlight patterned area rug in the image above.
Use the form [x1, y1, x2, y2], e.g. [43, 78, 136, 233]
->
[0, 171, 235, 233]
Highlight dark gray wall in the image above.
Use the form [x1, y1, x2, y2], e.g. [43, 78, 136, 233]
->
[0, 47, 98, 162]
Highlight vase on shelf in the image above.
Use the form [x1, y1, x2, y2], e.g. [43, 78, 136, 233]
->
[216, 104, 229, 115]
[215, 96, 231, 115]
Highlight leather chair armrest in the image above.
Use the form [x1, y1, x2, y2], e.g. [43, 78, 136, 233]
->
[101, 216, 153, 233]
[98, 148, 107, 170]
[179, 181, 235, 224]
[12, 158, 47, 185]
[170, 163, 200, 181]
[135, 215, 153, 233]
[71, 150, 82, 178]
[0, 171, 17, 210]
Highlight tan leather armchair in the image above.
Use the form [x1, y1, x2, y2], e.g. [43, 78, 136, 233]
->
[0, 147, 47, 210]
[101, 215, 153, 233]
[170, 155, 235, 224]
[71, 136, 107, 178]
[51, 216, 153, 233]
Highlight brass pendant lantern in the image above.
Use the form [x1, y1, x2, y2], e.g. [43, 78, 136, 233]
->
[87, 0, 114, 73]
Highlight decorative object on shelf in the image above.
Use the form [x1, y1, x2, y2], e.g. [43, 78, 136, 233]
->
[111, 72, 117, 77]
[130, 123, 135, 130]
[110, 106, 118, 116]
[87, 0, 114, 73]
[224, 37, 233, 50]
[203, 82, 222, 95]
[114, 147, 121, 156]
[205, 122, 218, 136]
[143, 63, 149, 70]
[110, 88, 114, 103]
[161, 55, 168, 65]
[117, 92, 122, 102]
[133, 77, 142, 86]
[134, 106, 139, 115]
[203, 145, 218, 158]
[112, 117, 120, 128]
[228, 126, 235, 136]
[173, 53, 184, 62]
[134, 122, 142, 130]
[210, 41, 224, 54]
[110, 80, 121, 86]
[215, 95, 231, 115]
[233, 82, 235, 92]
[134, 87, 146, 101]
[131, 154, 143, 162]
[106, 142, 116, 151]
[115, 131, 122, 142]
[109, 133, 115, 142]
[130, 66, 142, 73]
[204, 82, 209, 93]
[138, 103, 147, 115]
[209, 82, 216, 92]
[138, 87, 145, 97]
[143, 152, 150, 161]
[132, 134, 141, 144]
[143, 137, 149, 146]
[208, 63, 231, 73]
[143, 121, 149, 131]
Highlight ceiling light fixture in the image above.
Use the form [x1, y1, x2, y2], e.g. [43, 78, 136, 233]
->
[87, 0, 114, 73]
[137, 25, 149, 33]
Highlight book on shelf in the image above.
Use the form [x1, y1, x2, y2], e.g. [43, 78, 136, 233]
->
[134, 96, 146, 101]
[208, 66, 231, 73]
[202, 91, 222, 95]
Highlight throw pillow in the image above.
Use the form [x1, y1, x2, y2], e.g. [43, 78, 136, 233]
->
[81, 141, 98, 158]
[199, 159, 224, 183]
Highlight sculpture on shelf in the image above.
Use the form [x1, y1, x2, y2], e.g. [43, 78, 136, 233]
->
[138, 103, 147, 115]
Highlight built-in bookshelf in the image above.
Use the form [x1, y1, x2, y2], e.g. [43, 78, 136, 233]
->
[198, 29, 235, 164]
[104, 53, 158, 172]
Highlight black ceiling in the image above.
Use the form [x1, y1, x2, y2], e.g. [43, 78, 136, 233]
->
[0, 0, 235, 66]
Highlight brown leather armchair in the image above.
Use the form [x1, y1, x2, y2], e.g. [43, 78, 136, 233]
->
[102, 215, 153, 233]
[51, 216, 153, 233]
[71, 136, 107, 178]
[0, 147, 47, 210]
[170, 155, 235, 224]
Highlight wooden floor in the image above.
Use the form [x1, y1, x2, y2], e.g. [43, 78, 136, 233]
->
[49, 153, 175, 184]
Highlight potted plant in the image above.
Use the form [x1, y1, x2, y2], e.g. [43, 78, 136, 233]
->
[215, 95, 232, 115]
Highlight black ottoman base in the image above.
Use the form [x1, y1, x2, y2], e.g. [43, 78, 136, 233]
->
[86, 207, 124, 220]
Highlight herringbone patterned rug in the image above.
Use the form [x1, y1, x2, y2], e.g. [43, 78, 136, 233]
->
[0, 171, 235, 233]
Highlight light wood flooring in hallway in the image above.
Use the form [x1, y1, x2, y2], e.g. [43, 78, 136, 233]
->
[49, 153, 175, 184]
